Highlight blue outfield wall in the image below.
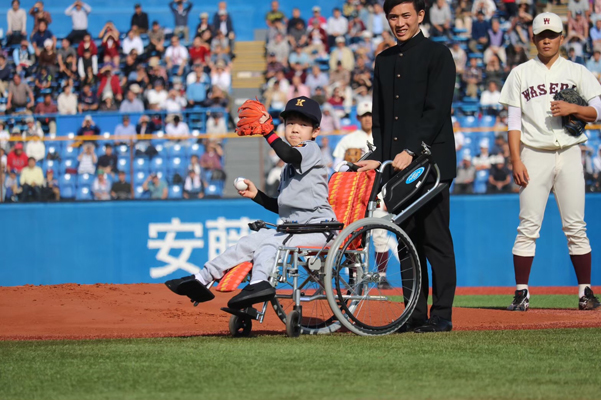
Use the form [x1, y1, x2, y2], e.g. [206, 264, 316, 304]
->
[1, 195, 600, 287]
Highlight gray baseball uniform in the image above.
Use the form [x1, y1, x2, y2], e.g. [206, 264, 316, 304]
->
[198, 140, 337, 283]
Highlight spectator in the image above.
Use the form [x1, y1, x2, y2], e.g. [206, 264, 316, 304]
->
[111, 170, 132, 199]
[146, 80, 168, 111]
[329, 60, 351, 88]
[143, 173, 168, 199]
[454, 0, 473, 36]
[7, 142, 28, 172]
[41, 169, 60, 201]
[186, 61, 210, 85]
[491, 134, 510, 159]
[183, 169, 204, 199]
[484, 18, 507, 66]
[57, 82, 78, 115]
[454, 156, 476, 194]
[206, 112, 227, 138]
[31, 20, 55, 57]
[0, 121, 9, 152]
[429, 0, 452, 38]
[29, 1, 52, 35]
[165, 114, 190, 139]
[566, 11, 589, 57]
[319, 104, 340, 135]
[473, 139, 492, 172]
[351, 56, 372, 90]
[200, 139, 223, 172]
[98, 63, 123, 105]
[4, 168, 21, 202]
[78, 84, 99, 113]
[203, 84, 229, 108]
[306, 18, 328, 55]
[77, 47, 98, 80]
[131, 4, 149, 33]
[92, 170, 110, 200]
[186, 70, 210, 107]
[114, 115, 136, 141]
[33, 65, 53, 97]
[208, 42, 232, 69]
[488, 156, 512, 193]
[99, 22, 121, 66]
[12, 39, 35, 77]
[449, 41, 467, 75]
[265, 52, 285, 81]
[472, 0, 497, 20]
[77, 33, 98, 58]
[134, 115, 157, 155]
[329, 37, 355, 72]
[265, 1, 286, 27]
[508, 5, 532, 49]
[122, 27, 144, 56]
[189, 36, 211, 67]
[366, 3, 388, 38]
[266, 33, 290, 67]
[131, 65, 150, 92]
[453, 120, 465, 151]
[65, 0, 92, 45]
[119, 87, 145, 113]
[25, 133, 45, 162]
[58, 37, 77, 72]
[288, 75, 310, 100]
[147, 21, 166, 56]
[567, 0, 590, 20]
[7, 0, 27, 46]
[210, 61, 231, 92]
[19, 157, 43, 201]
[469, 11, 489, 53]
[347, 12, 367, 46]
[165, 35, 189, 76]
[264, 80, 288, 113]
[97, 143, 118, 176]
[567, 46, 585, 66]
[332, 100, 373, 166]
[326, 8, 348, 49]
[288, 18, 308, 49]
[480, 80, 502, 115]
[76, 115, 101, 140]
[0, 54, 10, 95]
[462, 57, 483, 98]
[484, 54, 505, 85]
[77, 143, 97, 175]
[586, 50, 601, 80]
[309, 6, 327, 30]
[23, 116, 43, 139]
[195, 12, 212, 38]
[188, 154, 201, 175]
[590, 16, 601, 50]
[163, 89, 187, 113]
[34, 93, 58, 134]
[169, 0, 193, 43]
[212, 8, 235, 56]
[506, 43, 528, 69]
[289, 45, 311, 71]
[305, 65, 329, 95]
[287, 7, 305, 32]
[7, 74, 34, 114]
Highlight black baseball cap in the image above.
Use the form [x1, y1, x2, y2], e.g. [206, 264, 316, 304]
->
[280, 96, 321, 126]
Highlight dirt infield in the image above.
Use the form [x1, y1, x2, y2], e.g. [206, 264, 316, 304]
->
[1, 284, 600, 341]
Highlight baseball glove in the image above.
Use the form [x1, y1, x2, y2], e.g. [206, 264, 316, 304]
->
[553, 88, 588, 137]
[236, 99, 274, 136]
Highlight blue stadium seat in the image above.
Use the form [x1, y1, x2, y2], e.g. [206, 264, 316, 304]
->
[76, 186, 93, 201]
[133, 157, 150, 173]
[133, 171, 148, 185]
[43, 159, 60, 176]
[150, 157, 167, 175]
[166, 143, 186, 158]
[46, 142, 62, 157]
[204, 180, 225, 198]
[62, 145, 79, 160]
[481, 115, 496, 127]
[115, 144, 130, 157]
[117, 157, 130, 172]
[154, 143, 166, 156]
[62, 159, 77, 173]
[168, 156, 186, 176]
[458, 115, 478, 128]
[189, 143, 204, 158]
[78, 173, 94, 188]
[60, 184, 75, 199]
[474, 170, 489, 194]
[169, 185, 183, 199]
[134, 185, 149, 199]
[60, 173, 75, 186]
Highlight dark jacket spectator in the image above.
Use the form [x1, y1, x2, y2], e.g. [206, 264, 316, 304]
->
[131, 4, 149, 32]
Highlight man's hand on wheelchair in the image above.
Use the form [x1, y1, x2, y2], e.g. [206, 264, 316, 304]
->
[238, 179, 258, 199]
[356, 160, 381, 172]
[392, 151, 413, 171]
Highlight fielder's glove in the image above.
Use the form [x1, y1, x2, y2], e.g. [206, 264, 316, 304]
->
[236, 98, 274, 136]
[553, 88, 588, 137]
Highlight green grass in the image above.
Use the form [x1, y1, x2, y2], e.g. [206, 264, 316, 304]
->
[1, 329, 600, 400]
[390, 295, 578, 310]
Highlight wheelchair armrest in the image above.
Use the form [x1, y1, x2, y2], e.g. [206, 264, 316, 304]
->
[276, 221, 344, 234]
[248, 220, 277, 231]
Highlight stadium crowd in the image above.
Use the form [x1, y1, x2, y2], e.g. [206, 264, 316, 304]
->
[1, 0, 601, 203]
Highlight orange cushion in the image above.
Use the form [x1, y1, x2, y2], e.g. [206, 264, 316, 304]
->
[215, 261, 253, 292]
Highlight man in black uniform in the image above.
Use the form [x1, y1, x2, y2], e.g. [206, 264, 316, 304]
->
[357, 0, 457, 333]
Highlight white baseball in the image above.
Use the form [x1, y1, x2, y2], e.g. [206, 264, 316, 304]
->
[234, 177, 248, 191]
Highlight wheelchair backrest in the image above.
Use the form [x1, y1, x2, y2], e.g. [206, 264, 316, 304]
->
[328, 170, 377, 249]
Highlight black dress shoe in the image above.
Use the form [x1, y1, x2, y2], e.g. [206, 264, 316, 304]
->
[165, 275, 215, 303]
[395, 318, 426, 333]
[413, 315, 453, 333]
[228, 281, 276, 309]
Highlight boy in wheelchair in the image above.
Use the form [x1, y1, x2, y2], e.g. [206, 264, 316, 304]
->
[165, 97, 337, 310]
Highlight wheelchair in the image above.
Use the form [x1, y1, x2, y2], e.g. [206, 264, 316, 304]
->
[213, 144, 448, 337]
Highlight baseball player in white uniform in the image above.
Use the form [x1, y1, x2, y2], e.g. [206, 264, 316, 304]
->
[499, 12, 601, 311]
[332, 101, 392, 289]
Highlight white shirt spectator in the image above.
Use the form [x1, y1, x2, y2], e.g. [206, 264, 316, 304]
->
[332, 129, 373, 166]
[65, 2, 92, 30]
[57, 92, 78, 115]
[122, 35, 144, 55]
[472, 0, 496, 20]
[454, 130, 465, 151]
[92, 176, 111, 200]
[186, 71, 210, 85]
[146, 88, 168, 108]
[7, 7, 27, 33]
[184, 174, 203, 192]
[0, 128, 9, 152]
[165, 121, 190, 137]
[78, 153, 96, 174]
[163, 95, 187, 113]
[480, 89, 501, 107]
[211, 71, 231, 91]
[26, 140, 45, 161]
[207, 116, 227, 136]
[327, 15, 348, 36]
[165, 44, 189, 66]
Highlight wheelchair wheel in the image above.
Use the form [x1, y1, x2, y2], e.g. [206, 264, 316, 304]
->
[271, 260, 342, 335]
[324, 218, 421, 336]
[285, 310, 302, 338]
[229, 314, 252, 337]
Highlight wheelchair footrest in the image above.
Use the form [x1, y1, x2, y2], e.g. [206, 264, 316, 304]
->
[221, 307, 260, 320]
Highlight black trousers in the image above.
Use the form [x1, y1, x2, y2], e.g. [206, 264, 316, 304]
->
[400, 183, 456, 321]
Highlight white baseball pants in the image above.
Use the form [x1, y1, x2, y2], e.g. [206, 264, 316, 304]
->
[513, 144, 591, 256]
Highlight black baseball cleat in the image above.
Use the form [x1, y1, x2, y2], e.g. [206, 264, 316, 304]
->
[227, 281, 276, 309]
[395, 318, 426, 334]
[165, 275, 215, 303]
[579, 287, 601, 310]
[507, 289, 529, 311]
[413, 315, 453, 333]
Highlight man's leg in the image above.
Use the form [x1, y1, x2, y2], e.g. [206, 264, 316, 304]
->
[400, 213, 429, 325]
